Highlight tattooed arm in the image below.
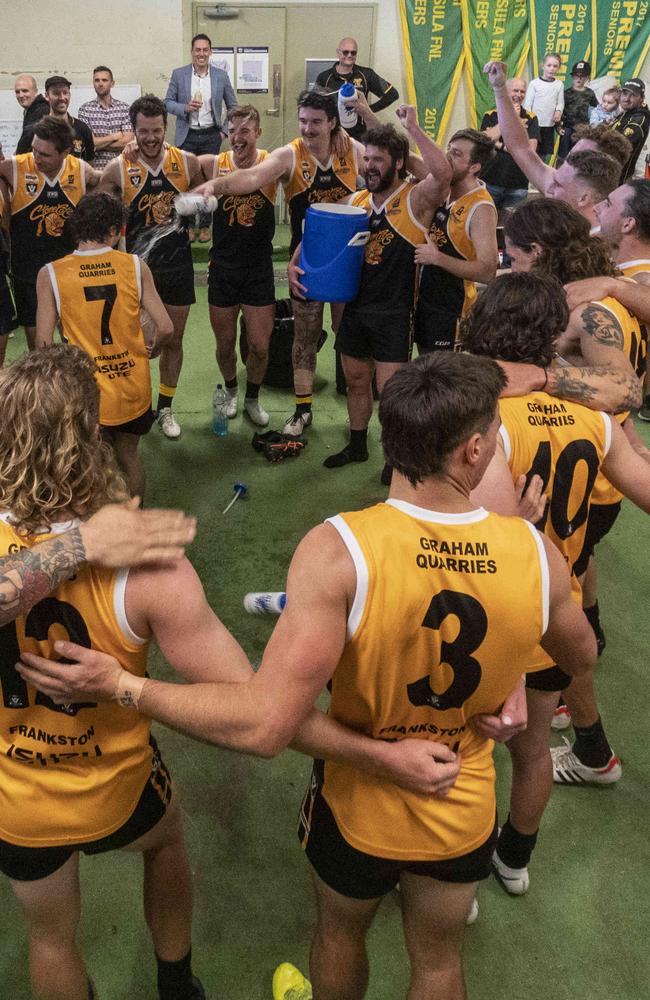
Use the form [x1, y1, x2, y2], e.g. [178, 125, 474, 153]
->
[0, 502, 196, 626]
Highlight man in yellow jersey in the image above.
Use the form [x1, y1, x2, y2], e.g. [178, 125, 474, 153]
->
[194, 90, 365, 435]
[0, 116, 101, 358]
[20, 351, 596, 1000]
[35, 192, 173, 499]
[414, 128, 498, 353]
[462, 272, 650, 893]
[286, 107, 451, 470]
[198, 106, 276, 427]
[1, 346, 462, 1000]
[100, 95, 204, 440]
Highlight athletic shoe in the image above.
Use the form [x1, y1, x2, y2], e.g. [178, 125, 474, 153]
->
[283, 410, 312, 436]
[466, 897, 479, 925]
[551, 737, 622, 785]
[157, 408, 181, 439]
[551, 704, 572, 731]
[225, 390, 238, 419]
[244, 397, 270, 427]
[492, 849, 529, 895]
[272, 962, 313, 1000]
[637, 398, 650, 422]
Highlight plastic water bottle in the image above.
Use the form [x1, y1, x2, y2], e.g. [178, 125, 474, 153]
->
[212, 384, 229, 437]
[243, 592, 286, 614]
[174, 193, 218, 216]
[338, 83, 359, 129]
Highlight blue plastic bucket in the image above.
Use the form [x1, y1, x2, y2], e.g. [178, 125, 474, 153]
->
[299, 203, 370, 302]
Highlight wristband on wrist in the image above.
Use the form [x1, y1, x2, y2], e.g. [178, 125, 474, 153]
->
[115, 671, 146, 709]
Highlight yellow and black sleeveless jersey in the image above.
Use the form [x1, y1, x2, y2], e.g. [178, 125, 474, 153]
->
[418, 183, 496, 320]
[349, 182, 427, 311]
[9, 153, 85, 283]
[119, 147, 192, 273]
[283, 136, 359, 253]
[315, 499, 548, 861]
[499, 393, 611, 592]
[0, 515, 152, 847]
[47, 248, 151, 426]
[586, 294, 646, 506]
[210, 150, 277, 266]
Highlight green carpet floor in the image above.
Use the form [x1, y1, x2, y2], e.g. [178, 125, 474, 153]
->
[1, 296, 648, 999]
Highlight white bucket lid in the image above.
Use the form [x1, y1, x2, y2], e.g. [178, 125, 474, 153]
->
[309, 203, 366, 216]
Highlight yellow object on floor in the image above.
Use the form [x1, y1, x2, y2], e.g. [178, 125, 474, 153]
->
[272, 962, 313, 1000]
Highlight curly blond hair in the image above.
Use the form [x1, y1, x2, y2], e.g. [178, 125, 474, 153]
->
[0, 345, 127, 534]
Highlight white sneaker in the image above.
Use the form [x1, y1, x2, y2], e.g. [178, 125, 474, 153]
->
[492, 850, 529, 895]
[157, 407, 181, 439]
[466, 897, 479, 925]
[551, 737, 622, 785]
[551, 704, 572, 731]
[283, 410, 312, 436]
[244, 397, 269, 427]
[225, 390, 238, 419]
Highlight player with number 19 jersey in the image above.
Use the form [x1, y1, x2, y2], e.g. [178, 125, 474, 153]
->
[303, 499, 549, 861]
[47, 248, 151, 426]
[498, 393, 612, 597]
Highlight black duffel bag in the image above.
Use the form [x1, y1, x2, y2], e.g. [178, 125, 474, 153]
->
[239, 299, 327, 389]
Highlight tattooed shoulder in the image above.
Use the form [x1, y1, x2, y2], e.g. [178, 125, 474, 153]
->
[580, 304, 625, 350]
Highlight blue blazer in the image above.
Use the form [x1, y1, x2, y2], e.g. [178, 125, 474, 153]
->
[165, 64, 237, 146]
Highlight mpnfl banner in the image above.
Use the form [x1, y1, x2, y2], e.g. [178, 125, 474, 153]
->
[527, 0, 591, 83]
[461, 0, 530, 126]
[592, 0, 650, 82]
[399, 0, 465, 142]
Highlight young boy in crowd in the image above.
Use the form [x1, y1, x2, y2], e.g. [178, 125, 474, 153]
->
[558, 61, 597, 160]
[524, 53, 564, 161]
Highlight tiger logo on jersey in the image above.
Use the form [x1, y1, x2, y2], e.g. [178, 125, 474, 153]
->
[137, 192, 175, 225]
[221, 193, 266, 227]
[429, 222, 448, 248]
[365, 229, 394, 265]
[30, 204, 71, 237]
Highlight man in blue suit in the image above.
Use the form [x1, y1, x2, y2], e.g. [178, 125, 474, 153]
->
[165, 33, 237, 240]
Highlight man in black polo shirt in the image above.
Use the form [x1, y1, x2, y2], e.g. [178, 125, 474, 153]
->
[16, 77, 95, 162]
[611, 78, 650, 182]
[481, 77, 540, 209]
[315, 38, 398, 139]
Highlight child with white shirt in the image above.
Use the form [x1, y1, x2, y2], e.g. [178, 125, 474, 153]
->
[523, 52, 564, 160]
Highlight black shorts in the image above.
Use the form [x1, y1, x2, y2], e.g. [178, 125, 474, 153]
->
[336, 307, 413, 364]
[538, 126, 557, 158]
[152, 267, 195, 307]
[573, 501, 622, 578]
[0, 272, 18, 336]
[208, 260, 275, 308]
[101, 407, 155, 440]
[0, 741, 172, 882]
[526, 664, 572, 691]
[12, 277, 37, 328]
[414, 303, 459, 352]
[301, 784, 497, 899]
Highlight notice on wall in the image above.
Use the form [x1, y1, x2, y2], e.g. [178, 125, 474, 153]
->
[211, 47, 235, 83]
[0, 120, 23, 157]
[236, 46, 269, 93]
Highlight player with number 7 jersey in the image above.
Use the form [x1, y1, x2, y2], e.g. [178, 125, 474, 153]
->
[36, 193, 173, 498]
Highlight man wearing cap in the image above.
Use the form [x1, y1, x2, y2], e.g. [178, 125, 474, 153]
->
[611, 79, 650, 181]
[558, 62, 597, 161]
[315, 38, 399, 140]
[16, 77, 95, 162]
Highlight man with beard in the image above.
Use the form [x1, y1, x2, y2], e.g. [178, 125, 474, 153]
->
[287, 108, 452, 468]
[198, 106, 276, 427]
[16, 76, 95, 162]
[413, 128, 498, 353]
[100, 95, 204, 440]
[611, 79, 650, 182]
[194, 90, 365, 435]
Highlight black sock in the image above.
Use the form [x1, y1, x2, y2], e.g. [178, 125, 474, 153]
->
[88, 981, 96, 1000]
[225, 377, 238, 391]
[497, 816, 538, 869]
[296, 396, 312, 415]
[157, 949, 197, 1000]
[323, 431, 369, 469]
[157, 392, 174, 412]
[245, 379, 260, 400]
[572, 716, 613, 767]
[583, 602, 606, 654]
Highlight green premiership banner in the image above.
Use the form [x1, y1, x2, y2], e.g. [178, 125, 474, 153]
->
[399, 0, 465, 142]
[527, 1, 591, 84]
[592, 0, 650, 83]
[461, 0, 530, 126]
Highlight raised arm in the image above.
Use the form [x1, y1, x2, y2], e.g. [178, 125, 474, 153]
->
[484, 61, 553, 195]
[396, 104, 453, 189]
